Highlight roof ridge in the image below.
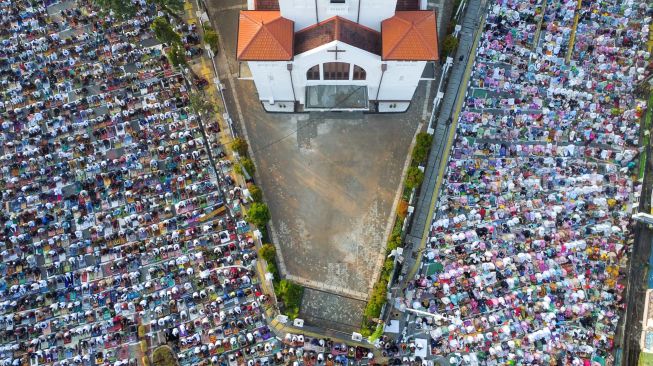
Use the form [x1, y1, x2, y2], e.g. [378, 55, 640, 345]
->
[385, 17, 414, 59]
[382, 10, 437, 60]
[241, 16, 292, 57]
[239, 14, 262, 58]
[239, 13, 266, 58]
[413, 13, 435, 56]
[262, 21, 292, 58]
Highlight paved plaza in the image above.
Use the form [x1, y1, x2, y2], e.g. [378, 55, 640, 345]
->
[205, 0, 431, 327]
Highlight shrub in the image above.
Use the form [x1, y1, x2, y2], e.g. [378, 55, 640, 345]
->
[232, 137, 249, 157]
[412, 132, 433, 164]
[267, 260, 279, 280]
[151, 17, 181, 45]
[369, 323, 384, 342]
[233, 164, 243, 176]
[277, 279, 304, 320]
[241, 157, 256, 176]
[151, 345, 179, 366]
[397, 200, 408, 219]
[383, 258, 394, 275]
[361, 216, 403, 335]
[166, 44, 187, 69]
[203, 27, 219, 54]
[259, 243, 276, 263]
[246, 202, 270, 228]
[248, 184, 263, 202]
[405, 166, 425, 190]
[363, 279, 388, 319]
[442, 34, 459, 59]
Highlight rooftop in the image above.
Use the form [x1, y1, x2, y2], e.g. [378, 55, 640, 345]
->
[254, 0, 279, 10]
[395, 0, 420, 11]
[381, 10, 438, 61]
[237, 11, 294, 61]
[294, 16, 381, 56]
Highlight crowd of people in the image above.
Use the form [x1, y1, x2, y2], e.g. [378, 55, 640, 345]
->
[0, 0, 348, 366]
[0, 0, 382, 365]
[400, 0, 652, 364]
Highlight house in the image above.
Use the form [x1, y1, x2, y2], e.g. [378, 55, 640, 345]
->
[236, 0, 438, 112]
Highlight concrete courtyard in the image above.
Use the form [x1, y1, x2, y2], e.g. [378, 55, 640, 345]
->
[204, 0, 431, 328]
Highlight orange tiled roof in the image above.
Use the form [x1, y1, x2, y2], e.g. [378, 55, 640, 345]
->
[294, 16, 381, 56]
[381, 10, 438, 61]
[237, 11, 294, 61]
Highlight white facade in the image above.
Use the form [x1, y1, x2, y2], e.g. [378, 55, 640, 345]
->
[248, 41, 427, 112]
[276, 0, 397, 31]
[240, 0, 437, 113]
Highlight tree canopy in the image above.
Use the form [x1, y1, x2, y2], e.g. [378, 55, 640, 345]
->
[246, 202, 270, 228]
[189, 92, 215, 116]
[258, 243, 276, 263]
[166, 44, 187, 69]
[203, 26, 220, 54]
[151, 16, 181, 45]
[232, 137, 249, 157]
[404, 166, 424, 190]
[412, 132, 433, 164]
[151, 345, 179, 366]
[442, 34, 459, 58]
[248, 184, 263, 203]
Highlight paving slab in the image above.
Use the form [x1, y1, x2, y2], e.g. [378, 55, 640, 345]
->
[299, 288, 367, 333]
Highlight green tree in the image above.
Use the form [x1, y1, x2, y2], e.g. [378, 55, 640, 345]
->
[442, 34, 459, 58]
[151, 16, 181, 45]
[277, 280, 304, 319]
[241, 157, 256, 176]
[166, 44, 187, 69]
[405, 166, 424, 190]
[203, 27, 220, 54]
[232, 137, 249, 157]
[412, 132, 433, 164]
[189, 92, 215, 116]
[258, 243, 276, 263]
[248, 184, 263, 202]
[364, 279, 388, 319]
[246, 202, 270, 228]
[151, 345, 179, 366]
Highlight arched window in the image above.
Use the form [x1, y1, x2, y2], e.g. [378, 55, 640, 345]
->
[353, 65, 366, 80]
[306, 65, 320, 80]
[323, 62, 350, 80]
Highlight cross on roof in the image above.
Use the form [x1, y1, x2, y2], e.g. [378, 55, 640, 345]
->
[327, 45, 346, 60]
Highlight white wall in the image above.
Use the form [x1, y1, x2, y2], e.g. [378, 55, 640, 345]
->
[248, 61, 296, 107]
[279, 0, 396, 31]
[248, 44, 427, 112]
[377, 60, 426, 101]
[291, 41, 382, 106]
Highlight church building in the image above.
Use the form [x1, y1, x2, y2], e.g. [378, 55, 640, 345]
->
[236, 0, 438, 112]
